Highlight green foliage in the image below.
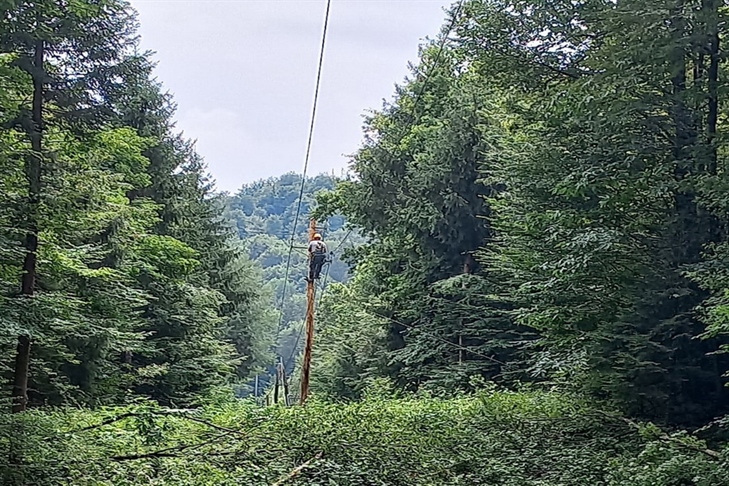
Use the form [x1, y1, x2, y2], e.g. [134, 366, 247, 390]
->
[223, 173, 361, 392]
[2, 391, 729, 485]
[315, 0, 729, 427]
[315, 40, 515, 395]
[454, 0, 729, 423]
[0, 0, 275, 408]
[5, 1, 729, 484]
[310, 280, 389, 401]
[392, 273, 535, 390]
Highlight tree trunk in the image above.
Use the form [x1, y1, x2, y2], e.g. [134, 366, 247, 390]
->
[11, 337, 31, 414]
[274, 361, 281, 404]
[281, 364, 290, 406]
[702, 0, 723, 401]
[705, 0, 719, 171]
[12, 38, 44, 414]
[669, 0, 705, 266]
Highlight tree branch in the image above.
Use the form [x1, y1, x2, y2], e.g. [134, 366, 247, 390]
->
[271, 452, 323, 486]
[76, 410, 247, 437]
[596, 411, 722, 460]
[76, 412, 138, 432]
[111, 432, 229, 462]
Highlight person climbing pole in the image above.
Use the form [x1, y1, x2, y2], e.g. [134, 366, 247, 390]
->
[307, 233, 328, 281]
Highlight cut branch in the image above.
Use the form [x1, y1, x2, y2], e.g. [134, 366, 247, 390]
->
[76, 410, 247, 437]
[596, 411, 722, 460]
[271, 452, 324, 486]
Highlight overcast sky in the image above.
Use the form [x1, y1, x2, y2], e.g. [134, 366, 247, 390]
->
[128, 0, 453, 193]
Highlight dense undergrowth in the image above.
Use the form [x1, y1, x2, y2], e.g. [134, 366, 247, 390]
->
[2, 389, 728, 485]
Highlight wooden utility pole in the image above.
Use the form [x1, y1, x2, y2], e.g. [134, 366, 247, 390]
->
[459, 255, 471, 366]
[278, 359, 291, 406]
[300, 219, 317, 404]
[274, 361, 281, 404]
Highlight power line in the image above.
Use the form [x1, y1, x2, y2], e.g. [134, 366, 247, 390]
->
[284, 282, 506, 377]
[271, 0, 467, 395]
[260, 0, 332, 402]
[288, 0, 332, 247]
[316, 261, 332, 310]
[278, 0, 467, 377]
[362, 305, 505, 365]
[276, 0, 460, 323]
[331, 228, 355, 255]
[283, 288, 315, 372]
[275, 0, 333, 334]
[410, 0, 465, 121]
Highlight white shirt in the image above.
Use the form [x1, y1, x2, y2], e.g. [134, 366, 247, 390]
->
[308, 240, 327, 254]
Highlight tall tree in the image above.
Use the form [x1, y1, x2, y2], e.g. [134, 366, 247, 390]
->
[457, 0, 729, 423]
[318, 38, 524, 392]
[111, 61, 275, 404]
[0, 1, 276, 409]
[0, 0, 140, 411]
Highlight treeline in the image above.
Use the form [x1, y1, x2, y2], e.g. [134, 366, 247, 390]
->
[6, 0, 729, 483]
[0, 0, 272, 410]
[315, 0, 729, 425]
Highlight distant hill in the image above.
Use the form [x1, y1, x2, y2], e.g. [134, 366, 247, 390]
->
[223, 172, 361, 387]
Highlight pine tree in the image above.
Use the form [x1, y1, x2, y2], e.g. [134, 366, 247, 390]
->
[0, 0, 147, 410]
[0, 0, 276, 409]
[318, 37, 522, 392]
[110, 60, 274, 404]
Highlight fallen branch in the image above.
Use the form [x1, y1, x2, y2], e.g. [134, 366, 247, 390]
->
[111, 430, 234, 462]
[112, 442, 197, 462]
[596, 411, 722, 460]
[76, 412, 138, 432]
[271, 452, 323, 486]
[76, 410, 246, 437]
[111, 451, 180, 461]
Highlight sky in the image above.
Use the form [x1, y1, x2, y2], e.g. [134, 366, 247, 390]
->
[128, 0, 454, 193]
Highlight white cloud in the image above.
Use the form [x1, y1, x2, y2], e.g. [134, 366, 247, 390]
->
[130, 0, 453, 191]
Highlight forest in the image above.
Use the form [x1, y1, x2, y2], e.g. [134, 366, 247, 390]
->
[3, 0, 729, 484]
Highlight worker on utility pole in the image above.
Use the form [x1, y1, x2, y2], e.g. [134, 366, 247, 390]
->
[306, 233, 328, 281]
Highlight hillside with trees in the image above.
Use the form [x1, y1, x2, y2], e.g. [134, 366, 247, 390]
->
[222, 173, 360, 392]
[5, 0, 729, 485]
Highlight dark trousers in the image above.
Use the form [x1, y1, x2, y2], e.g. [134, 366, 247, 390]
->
[309, 254, 326, 280]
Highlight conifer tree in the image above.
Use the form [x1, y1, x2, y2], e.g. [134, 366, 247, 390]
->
[0, 0, 146, 410]
[458, 0, 729, 423]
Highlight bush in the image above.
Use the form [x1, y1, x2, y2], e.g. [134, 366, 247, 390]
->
[0, 391, 727, 485]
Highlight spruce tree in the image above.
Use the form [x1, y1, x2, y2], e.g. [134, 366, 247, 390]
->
[0, 0, 147, 410]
